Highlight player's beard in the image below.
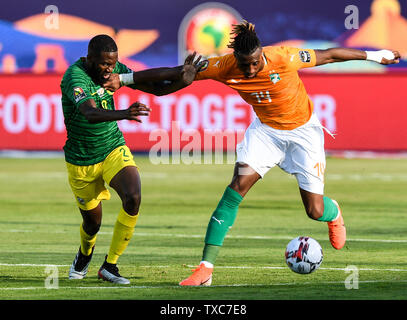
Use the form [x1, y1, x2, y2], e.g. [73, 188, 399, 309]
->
[88, 63, 107, 85]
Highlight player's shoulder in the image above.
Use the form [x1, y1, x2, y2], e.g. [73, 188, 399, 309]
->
[66, 58, 86, 74]
[62, 58, 90, 86]
[263, 45, 314, 66]
[63, 59, 86, 78]
[262, 45, 293, 62]
[197, 52, 235, 79]
[207, 52, 235, 69]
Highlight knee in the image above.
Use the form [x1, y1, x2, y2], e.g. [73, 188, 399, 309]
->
[83, 222, 101, 236]
[122, 192, 141, 215]
[228, 179, 254, 198]
[305, 204, 324, 221]
[228, 163, 261, 198]
[228, 181, 243, 196]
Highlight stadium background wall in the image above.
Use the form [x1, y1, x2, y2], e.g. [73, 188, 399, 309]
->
[0, 73, 406, 152]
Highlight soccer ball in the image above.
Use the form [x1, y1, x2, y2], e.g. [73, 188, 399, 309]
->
[285, 236, 323, 274]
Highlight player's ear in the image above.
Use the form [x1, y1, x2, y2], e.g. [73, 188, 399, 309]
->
[86, 50, 98, 64]
[86, 54, 93, 64]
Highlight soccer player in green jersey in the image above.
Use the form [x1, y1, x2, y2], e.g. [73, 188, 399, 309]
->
[61, 34, 203, 284]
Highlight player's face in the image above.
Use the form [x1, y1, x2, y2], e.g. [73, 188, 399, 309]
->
[235, 47, 264, 78]
[87, 51, 118, 84]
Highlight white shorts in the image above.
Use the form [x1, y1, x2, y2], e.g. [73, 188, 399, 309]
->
[236, 113, 326, 195]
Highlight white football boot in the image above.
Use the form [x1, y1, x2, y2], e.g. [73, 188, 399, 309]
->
[97, 255, 130, 285]
[68, 246, 94, 279]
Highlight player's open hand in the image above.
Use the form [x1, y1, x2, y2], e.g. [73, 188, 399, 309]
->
[103, 73, 121, 91]
[184, 51, 206, 70]
[181, 52, 206, 85]
[380, 50, 401, 65]
[126, 102, 151, 122]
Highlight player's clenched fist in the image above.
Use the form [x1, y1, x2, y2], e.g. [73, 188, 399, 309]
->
[126, 102, 151, 122]
[380, 50, 401, 65]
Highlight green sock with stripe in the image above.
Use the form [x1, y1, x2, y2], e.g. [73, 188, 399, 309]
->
[202, 187, 243, 264]
[317, 196, 339, 222]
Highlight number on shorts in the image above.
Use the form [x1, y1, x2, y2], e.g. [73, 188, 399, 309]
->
[119, 147, 130, 162]
[314, 162, 325, 181]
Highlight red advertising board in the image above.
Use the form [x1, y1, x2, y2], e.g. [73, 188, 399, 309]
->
[303, 72, 407, 151]
[0, 73, 406, 152]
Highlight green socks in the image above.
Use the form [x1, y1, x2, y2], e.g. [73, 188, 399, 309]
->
[201, 193, 338, 264]
[202, 187, 243, 264]
[202, 244, 221, 265]
[317, 196, 339, 222]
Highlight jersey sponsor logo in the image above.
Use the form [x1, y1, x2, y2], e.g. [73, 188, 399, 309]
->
[91, 87, 105, 98]
[97, 87, 105, 97]
[299, 50, 311, 63]
[73, 87, 86, 103]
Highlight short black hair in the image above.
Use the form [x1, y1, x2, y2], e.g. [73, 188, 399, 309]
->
[88, 34, 117, 56]
[228, 20, 261, 55]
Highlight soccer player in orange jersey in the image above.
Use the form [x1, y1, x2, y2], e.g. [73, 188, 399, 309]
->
[179, 20, 400, 286]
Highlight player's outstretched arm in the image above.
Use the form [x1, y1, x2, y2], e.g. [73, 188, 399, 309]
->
[137, 52, 205, 95]
[103, 52, 204, 95]
[315, 48, 400, 66]
[78, 99, 150, 124]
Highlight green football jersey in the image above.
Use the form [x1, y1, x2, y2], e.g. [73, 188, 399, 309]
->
[60, 58, 132, 165]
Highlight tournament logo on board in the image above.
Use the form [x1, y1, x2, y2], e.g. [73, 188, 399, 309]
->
[178, 2, 243, 64]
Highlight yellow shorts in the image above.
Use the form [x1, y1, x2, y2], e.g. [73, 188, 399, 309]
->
[66, 145, 137, 211]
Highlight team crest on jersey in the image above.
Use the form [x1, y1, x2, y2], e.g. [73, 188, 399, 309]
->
[299, 50, 311, 63]
[73, 87, 86, 103]
[269, 73, 281, 84]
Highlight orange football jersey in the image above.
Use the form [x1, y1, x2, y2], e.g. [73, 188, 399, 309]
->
[195, 46, 317, 130]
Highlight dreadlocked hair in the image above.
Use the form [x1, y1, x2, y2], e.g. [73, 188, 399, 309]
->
[228, 20, 261, 55]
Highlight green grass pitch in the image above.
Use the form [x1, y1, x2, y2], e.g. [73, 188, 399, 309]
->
[0, 155, 406, 300]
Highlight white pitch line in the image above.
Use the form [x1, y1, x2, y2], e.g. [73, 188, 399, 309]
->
[195, 265, 407, 272]
[134, 232, 407, 243]
[0, 263, 69, 267]
[1, 263, 407, 273]
[3, 229, 407, 243]
[2, 279, 407, 291]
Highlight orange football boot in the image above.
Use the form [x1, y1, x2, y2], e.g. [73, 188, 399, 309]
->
[179, 263, 213, 286]
[327, 200, 346, 250]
